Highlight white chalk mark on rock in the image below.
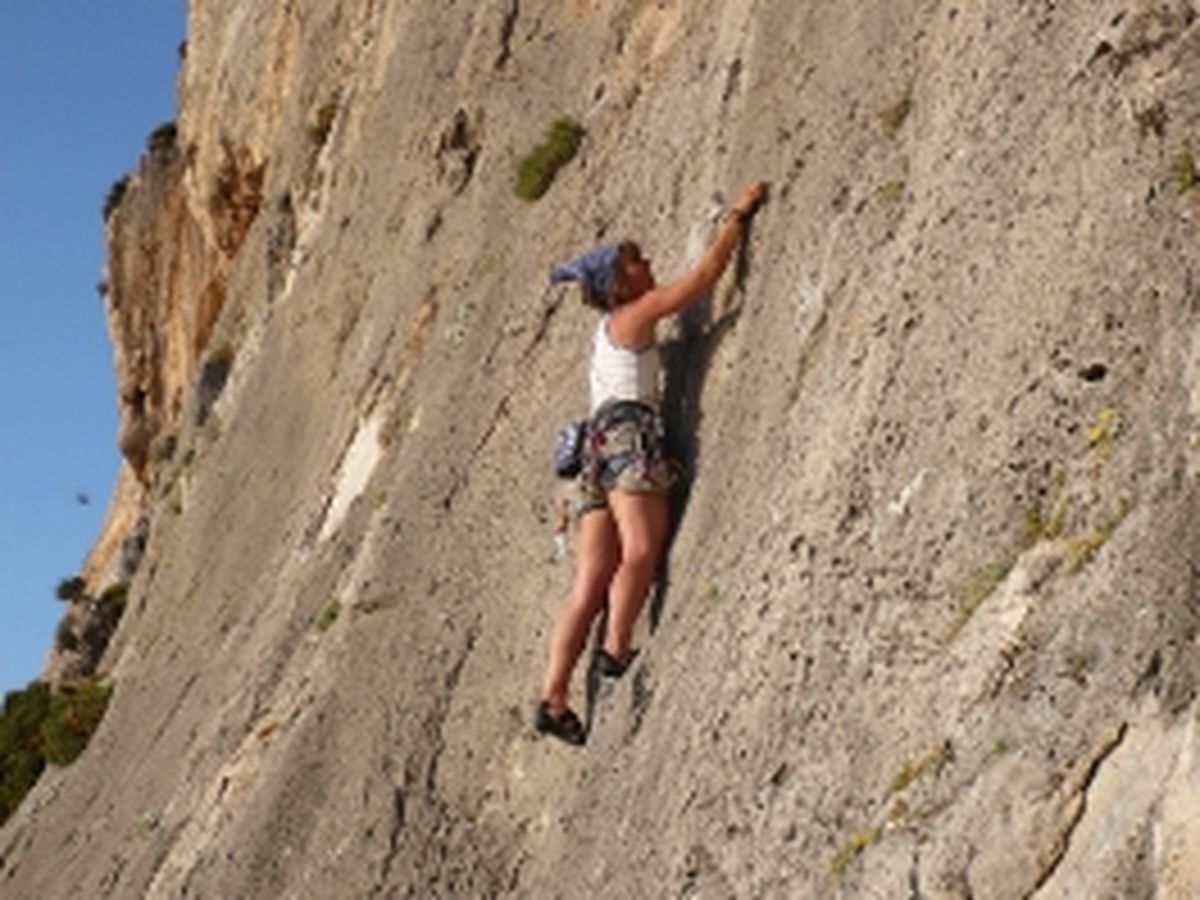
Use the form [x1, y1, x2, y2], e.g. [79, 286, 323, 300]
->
[888, 469, 927, 517]
[320, 409, 385, 542]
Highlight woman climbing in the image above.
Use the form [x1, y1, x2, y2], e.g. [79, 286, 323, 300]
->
[536, 181, 769, 745]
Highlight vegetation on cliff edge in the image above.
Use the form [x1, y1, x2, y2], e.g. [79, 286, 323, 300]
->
[0, 677, 113, 825]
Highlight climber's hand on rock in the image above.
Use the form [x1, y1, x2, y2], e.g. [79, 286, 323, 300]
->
[733, 181, 769, 218]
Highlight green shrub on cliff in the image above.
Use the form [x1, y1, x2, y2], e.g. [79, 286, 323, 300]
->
[102, 175, 130, 223]
[55, 575, 87, 603]
[54, 618, 80, 654]
[41, 678, 113, 766]
[0, 682, 50, 824]
[0, 677, 114, 825]
[146, 120, 178, 157]
[515, 118, 585, 201]
[99, 582, 130, 615]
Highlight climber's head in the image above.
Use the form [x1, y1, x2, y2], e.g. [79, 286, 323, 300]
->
[611, 241, 655, 306]
[549, 240, 655, 311]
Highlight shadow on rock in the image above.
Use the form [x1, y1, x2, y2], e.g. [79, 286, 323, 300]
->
[652, 277, 746, 630]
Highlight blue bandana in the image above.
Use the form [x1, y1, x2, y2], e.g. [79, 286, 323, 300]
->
[549, 243, 620, 301]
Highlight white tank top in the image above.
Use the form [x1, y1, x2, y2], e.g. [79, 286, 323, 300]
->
[589, 315, 660, 414]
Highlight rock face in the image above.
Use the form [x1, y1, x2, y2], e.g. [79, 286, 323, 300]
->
[5, 1, 1200, 897]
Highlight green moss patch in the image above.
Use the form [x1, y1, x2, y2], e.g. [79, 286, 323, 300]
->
[830, 827, 881, 878]
[515, 118, 585, 201]
[316, 601, 342, 633]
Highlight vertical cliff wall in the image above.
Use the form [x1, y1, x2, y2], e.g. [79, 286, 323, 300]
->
[4, 2, 1199, 897]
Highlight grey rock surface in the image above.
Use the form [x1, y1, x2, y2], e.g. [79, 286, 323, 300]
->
[4, 1, 1199, 897]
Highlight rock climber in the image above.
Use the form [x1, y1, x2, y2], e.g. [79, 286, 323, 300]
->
[536, 180, 769, 745]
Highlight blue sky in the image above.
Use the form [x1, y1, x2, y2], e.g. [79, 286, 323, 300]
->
[0, 3, 186, 697]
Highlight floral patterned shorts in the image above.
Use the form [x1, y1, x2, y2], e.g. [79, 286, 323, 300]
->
[576, 401, 676, 514]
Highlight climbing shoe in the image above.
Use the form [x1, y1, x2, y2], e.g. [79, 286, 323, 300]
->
[534, 702, 586, 746]
[594, 649, 634, 679]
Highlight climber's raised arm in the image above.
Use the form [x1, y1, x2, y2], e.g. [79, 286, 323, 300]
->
[608, 181, 768, 348]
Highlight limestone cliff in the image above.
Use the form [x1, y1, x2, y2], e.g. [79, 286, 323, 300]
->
[4, 1, 1200, 897]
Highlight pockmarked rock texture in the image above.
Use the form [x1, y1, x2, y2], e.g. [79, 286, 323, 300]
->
[5, 1, 1200, 897]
